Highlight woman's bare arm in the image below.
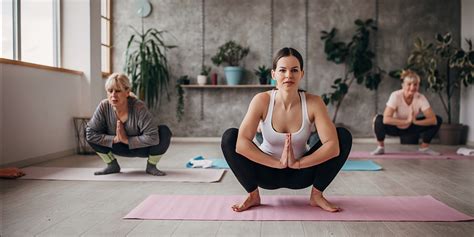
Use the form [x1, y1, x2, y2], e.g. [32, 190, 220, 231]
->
[294, 95, 340, 168]
[382, 106, 411, 127]
[236, 93, 285, 169]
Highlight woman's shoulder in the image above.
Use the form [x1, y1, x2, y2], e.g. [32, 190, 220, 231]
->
[304, 92, 324, 105]
[129, 97, 147, 111]
[252, 90, 272, 104]
[98, 99, 110, 109]
[390, 89, 403, 97]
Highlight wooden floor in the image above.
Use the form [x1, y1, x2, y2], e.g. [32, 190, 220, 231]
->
[1, 142, 473, 236]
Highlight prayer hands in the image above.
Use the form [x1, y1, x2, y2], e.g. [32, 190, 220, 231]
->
[405, 106, 416, 126]
[114, 120, 128, 144]
[280, 133, 296, 169]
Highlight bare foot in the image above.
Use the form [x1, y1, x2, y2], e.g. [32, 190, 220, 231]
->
[309, 187, 341, 212]
[232, 189, 261, 212]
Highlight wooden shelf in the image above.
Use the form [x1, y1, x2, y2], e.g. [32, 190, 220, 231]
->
[181, 84, 274, 89]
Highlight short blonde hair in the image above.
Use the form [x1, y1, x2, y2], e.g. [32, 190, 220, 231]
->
[400, 69, 421, 83]
[105, 73, 131, 91]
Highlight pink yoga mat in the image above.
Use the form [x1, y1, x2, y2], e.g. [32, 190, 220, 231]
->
[124, 195, 473, 221]
[349, 151, 469, 159]
[20, 167, 225, 183]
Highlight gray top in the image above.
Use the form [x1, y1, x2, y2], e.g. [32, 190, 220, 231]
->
[86, 97, 159, 149]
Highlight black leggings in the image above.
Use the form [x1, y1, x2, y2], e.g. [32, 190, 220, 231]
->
[221, 127, 352, 193]
[87, 125, 172, 157]
[373, 114, 442, 144]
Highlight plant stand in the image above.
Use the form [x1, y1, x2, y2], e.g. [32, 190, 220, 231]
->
[73, 117, 96, 155]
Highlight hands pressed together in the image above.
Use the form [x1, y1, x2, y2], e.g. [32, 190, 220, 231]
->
[113, 120, 129, 144]
[279, 133, 301, 169]
[405, 106, 418, 126]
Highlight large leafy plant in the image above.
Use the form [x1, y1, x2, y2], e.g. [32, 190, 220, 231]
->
[394, 33, 474, 124]
[124, 27, 176, 108]
[321, 19, 382, 122]
[211, 40, 249, 67]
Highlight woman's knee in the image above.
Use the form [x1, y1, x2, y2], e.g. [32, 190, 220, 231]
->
[336, 127, 352, 155]
[373, 114, 383, 125]
[435, 115, 443, 126]
[158, 125, 172, 141]
[222, 128, 238, 145]
[87, 141, 110, 154]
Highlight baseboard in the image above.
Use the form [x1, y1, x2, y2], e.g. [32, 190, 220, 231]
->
[171, 137, 221, 143]
[0, 149, 75, 168]
[171, 137, 400, 144]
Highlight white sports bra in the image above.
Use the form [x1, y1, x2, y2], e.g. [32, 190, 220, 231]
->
[259, 90, 312, 160]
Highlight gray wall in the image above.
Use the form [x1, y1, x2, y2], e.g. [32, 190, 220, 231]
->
[112, 0, 460, 137]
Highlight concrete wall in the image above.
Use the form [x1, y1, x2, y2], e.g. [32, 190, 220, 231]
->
[112, 0, 461, 137]
[461, 0, 474, 144]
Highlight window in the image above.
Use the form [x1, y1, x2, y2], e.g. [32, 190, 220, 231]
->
[1, 0, 14, 59]
[1, 0, 60, 67]
[101, 0, 112, 75]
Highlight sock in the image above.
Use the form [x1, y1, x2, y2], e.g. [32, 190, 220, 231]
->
[94, 152, 120, 175]
[147, 155, 162, 165]
[418, 147, 440, 156]
[97, 151, 115, 164]
[370, 146, 385, 155]
[146, 162, 166, 176]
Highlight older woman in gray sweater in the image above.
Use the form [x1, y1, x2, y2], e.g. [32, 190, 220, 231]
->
[86, 73, 171, 176]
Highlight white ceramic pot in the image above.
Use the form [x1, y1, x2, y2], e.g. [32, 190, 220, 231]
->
[197, 75, 207, 85]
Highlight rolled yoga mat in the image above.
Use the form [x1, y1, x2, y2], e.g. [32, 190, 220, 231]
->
[19, 167, 225, 183]
[187, 157, 382, 171]
[124, 195, 473, 221]
[349, 151, 469, 160]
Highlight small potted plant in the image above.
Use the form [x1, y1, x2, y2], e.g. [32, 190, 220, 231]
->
[197, 65, 211, 85]
[255, 65, 271, 85]
[211, 40, 250, 85]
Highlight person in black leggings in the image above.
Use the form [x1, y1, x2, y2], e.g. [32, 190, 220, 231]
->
[222, 127, 352, 197]
[86, 73, 172, 176]
[221, 47, 352, 212]
[370, 70, 442, 155]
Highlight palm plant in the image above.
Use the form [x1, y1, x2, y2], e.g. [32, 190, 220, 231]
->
[321, 19, 382, 123]
[124, 26, 176, 108]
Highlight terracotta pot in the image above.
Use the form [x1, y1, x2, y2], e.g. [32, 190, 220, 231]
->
[438, 123, 464, 145]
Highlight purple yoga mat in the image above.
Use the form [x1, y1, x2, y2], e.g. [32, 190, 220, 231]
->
[349, 151, 469, 159]
[20, 167, 225, 183]
[124, 195, 473, 221]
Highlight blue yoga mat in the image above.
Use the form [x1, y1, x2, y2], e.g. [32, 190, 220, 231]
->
[341, 160, 382, 171]
[186, 157, 382, 171]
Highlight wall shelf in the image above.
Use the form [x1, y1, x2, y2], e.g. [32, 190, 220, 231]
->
[181, 84, 274, 89]
[181, 84, 275, 120]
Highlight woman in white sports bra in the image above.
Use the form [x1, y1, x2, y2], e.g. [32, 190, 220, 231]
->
[221, 47, 352, 212]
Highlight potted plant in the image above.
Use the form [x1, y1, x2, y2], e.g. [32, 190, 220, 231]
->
[255, 65, 271, 85]
[176, 75, 190, 122]
[124, 26, 176, 108]
[395, 33, 473, 144]
[211, 40, 250, 85]
[320, 19, 383, 123]
[197, 65, 211, 86]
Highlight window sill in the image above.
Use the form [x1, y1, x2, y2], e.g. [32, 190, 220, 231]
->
[0, 58, 83, 76]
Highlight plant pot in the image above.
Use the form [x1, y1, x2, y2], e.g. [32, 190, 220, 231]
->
[439, 123, 464, 145]
[197, 75, 207, 85]
[211, 73, 218, 85]
[224, 66, 244, 85]
[270, 78, 277, 86]
[259, 77, 268, 85]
